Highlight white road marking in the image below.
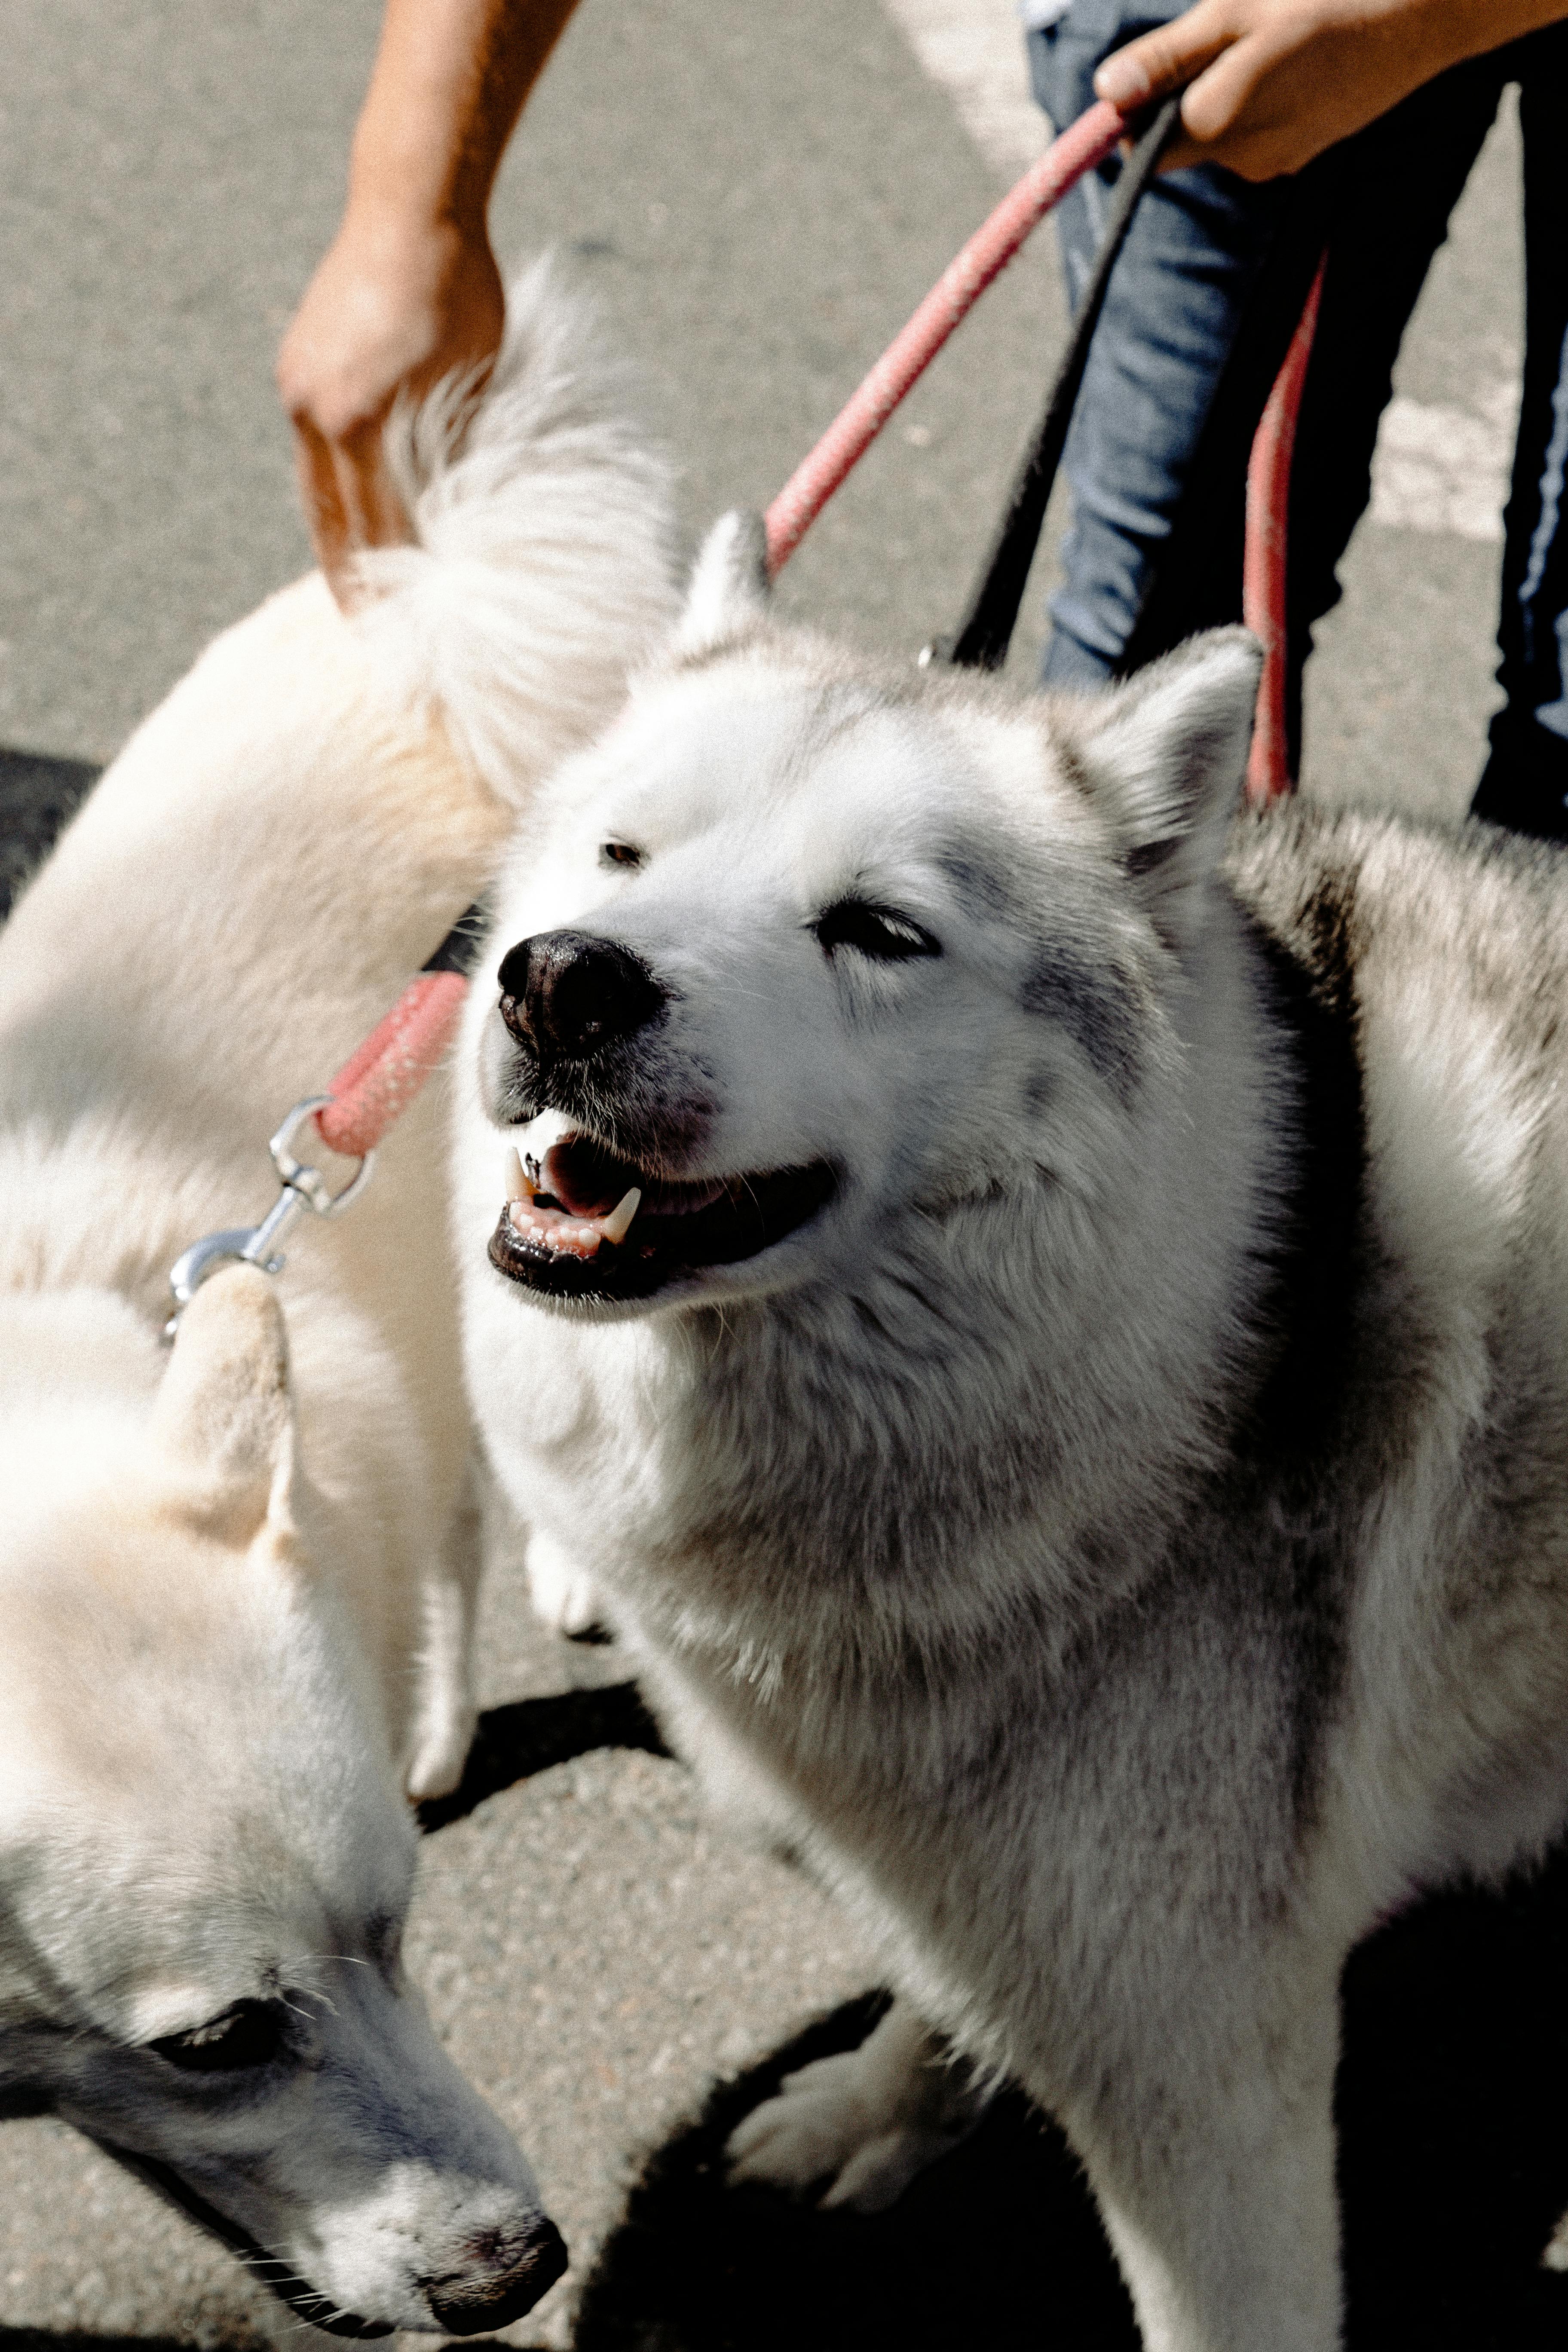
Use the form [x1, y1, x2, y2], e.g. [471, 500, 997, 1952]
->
[881, 0, 1516, 542]
[880, 0, 1045, 176]
[1369, 387, 1516, 542]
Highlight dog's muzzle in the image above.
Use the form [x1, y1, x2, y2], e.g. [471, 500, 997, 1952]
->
[90, 2139, 567, 2338]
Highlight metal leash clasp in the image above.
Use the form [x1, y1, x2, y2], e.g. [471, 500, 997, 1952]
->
[164, 1096, 376, 1340]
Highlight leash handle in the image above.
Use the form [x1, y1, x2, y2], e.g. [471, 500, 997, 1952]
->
[763, 98, 1131, 577]
[938, 97, 1182, 672]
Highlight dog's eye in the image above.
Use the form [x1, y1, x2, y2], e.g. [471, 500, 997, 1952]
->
[599, 842, 643, 871]
[148, 1999, 289, 2075]
[814, 897, 940, 963]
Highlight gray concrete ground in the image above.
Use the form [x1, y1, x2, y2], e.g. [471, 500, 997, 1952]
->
[0, 2, 1539, 2348]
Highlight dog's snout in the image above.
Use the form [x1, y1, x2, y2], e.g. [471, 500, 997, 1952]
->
[421, 2214, 569, 2334]
[498, 930, 666, 1059]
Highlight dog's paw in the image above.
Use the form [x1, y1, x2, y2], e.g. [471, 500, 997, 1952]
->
[404, 1698, 478, 1802]
[726, 2050, 962, 2214]
[526, 1528, 610, 1642]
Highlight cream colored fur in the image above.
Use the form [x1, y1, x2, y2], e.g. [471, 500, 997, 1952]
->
[0, 263, 675, 2331]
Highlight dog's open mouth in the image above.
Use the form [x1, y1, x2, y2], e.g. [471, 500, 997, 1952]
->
[487, 1131, 835, 1302]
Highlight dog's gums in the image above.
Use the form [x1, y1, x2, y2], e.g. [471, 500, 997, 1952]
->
[489, 1132, 835, 1302]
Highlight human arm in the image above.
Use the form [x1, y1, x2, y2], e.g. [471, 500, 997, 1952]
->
[1094, 0, 1568, 181]
[277, 0, 580, 599]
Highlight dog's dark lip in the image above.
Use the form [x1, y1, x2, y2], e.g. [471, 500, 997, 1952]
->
[87, 2138, 394, 2337]
[489, 1154, 838, 1305]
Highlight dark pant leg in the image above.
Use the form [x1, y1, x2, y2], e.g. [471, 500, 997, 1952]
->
[1244, 59, 1506, 775]
[1472, 24, 1568, 839]
[1029, 0, 1289, 687]
[1030, 0, 1504, 781]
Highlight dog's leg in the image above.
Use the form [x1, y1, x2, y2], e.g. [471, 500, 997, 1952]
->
[726, 1996, 989, 2212]
[404, 1462, 484, 1801]
[1068, 1978, 1344, 2352]
[525, 1525, 609, 1641]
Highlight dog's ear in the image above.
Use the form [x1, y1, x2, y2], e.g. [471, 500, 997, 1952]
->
[150, 1266, 295, 1547]
[674, 510, 772, 658]
[1061, 628, 1262, 947]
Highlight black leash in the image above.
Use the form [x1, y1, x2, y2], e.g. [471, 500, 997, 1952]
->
[929, 96, 1182, 674]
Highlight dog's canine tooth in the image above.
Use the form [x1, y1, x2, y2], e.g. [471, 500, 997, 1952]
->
[503, 1145, 533, 1204]
[600, 1188, 641, 1246]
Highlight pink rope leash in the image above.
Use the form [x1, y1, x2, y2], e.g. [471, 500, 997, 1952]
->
[1243, 257, 1326, 805]
[764, 99, 1127, 576]
[314, 968, 469, 1159]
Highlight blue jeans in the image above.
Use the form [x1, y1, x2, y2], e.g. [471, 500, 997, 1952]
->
[1028, 5, 1568, 834]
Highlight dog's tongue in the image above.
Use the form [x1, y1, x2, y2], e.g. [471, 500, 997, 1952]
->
[543, 1136, 634, 1217]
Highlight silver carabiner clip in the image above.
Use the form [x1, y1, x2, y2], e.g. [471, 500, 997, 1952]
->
[164, 1096, 376, 1338]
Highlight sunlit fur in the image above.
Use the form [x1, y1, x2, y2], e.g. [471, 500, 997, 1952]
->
[460, 511, 1568, 2352]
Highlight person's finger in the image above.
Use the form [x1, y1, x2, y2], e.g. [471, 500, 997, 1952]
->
[1093, 0, 1239, 109]
[1152, 33, 1284, 173]
[333, 419, 414, 556]
[291, 413, 358, 602]
[1166, 20, 1371, 180]
[1178, 21, 1298, 144]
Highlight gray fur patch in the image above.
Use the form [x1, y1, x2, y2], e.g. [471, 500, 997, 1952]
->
[1018, 943, 1142, 1101]
[937, 849, 1019, 922]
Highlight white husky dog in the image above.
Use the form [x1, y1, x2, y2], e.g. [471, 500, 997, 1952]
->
[456, 509, 1568, 2351]
[0, 266, 673, 2336]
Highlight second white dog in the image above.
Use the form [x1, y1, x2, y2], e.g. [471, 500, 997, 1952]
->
[0, 266, 674, 2336]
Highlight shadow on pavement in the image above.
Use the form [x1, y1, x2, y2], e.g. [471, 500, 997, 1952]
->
[416, 1685, 668, 1834]
[575, 1847, 1568, 2352]
[575, 1991, 1137, 2352]
[0, 749, 99, 920]
[0, 2340, 234, 2352]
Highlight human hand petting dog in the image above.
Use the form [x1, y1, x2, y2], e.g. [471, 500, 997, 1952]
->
[278, 0, 578, 602]
[279, 207, 505, 593]
[1095, 0, 1568, 181]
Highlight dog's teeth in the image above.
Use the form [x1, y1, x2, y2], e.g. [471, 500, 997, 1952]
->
[502, 1145, 533, 1204]
[600, 1188, 642, 1246]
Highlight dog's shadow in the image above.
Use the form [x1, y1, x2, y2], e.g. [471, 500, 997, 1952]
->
[0, 2340, 227, 2352]
[415, 1682, 668, 1833]
[417, 1692, 1568, 2349]
[0, 750, 99, 922]
[567, 1856, 1568, 2352]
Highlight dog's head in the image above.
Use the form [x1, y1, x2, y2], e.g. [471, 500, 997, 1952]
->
[0, 1269, 564, 2337]
[470, 512, 1263, 1322]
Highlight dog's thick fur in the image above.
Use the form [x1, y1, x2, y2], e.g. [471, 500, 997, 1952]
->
[0, 266, 674, 2334]
[458, 512, 1568, 2351]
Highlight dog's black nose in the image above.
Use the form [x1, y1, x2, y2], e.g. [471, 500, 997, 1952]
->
[422, 2216, 568, 2335]
[497, 931, 666, 1058]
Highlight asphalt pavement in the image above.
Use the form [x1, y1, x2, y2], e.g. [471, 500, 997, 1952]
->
[1, 4, 1560, 2349]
